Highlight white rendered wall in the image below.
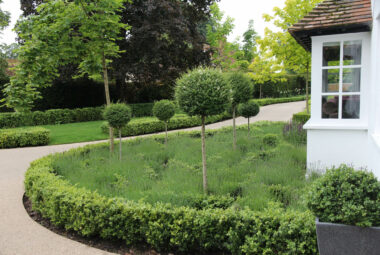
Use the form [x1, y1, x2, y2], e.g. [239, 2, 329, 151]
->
[307, 129, 369, 172]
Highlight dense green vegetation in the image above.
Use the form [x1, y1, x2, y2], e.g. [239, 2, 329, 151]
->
[52, 122, 312, 211]
[0, 127, 50, 148]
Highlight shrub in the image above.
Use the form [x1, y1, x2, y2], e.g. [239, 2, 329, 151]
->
[307, 165, 380, 227]
[239, 101, 260, 134]
[175, 67, 229, 194]
[262, 134, 279, 147]
[153, 100, 176, 144]
[283, 121, 307, 145]
[25, 152, 317, 254]
[293, 111, 310, 124]
[0, 127, 50, 148]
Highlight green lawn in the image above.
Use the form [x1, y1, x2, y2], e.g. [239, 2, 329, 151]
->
[52, 122, 314, 211]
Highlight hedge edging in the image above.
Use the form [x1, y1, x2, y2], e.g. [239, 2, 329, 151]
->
[0, 127, 50, 148]
[25, 130, 317, 254]
[1, 96, 306, 129]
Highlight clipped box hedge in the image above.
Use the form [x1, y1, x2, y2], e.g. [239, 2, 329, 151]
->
[254, 95, 305, 106]
[0, 127, 50, 148]
[101, 113, 231, 137]
[293, 111, 311, 124]
[25, 137, 317, 254]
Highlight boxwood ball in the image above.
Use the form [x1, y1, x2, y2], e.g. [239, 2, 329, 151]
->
[153, 100, 176, 122]
[103, 103, 132, 129]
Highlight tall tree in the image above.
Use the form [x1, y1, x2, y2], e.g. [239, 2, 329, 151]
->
[4, 0, 129, 152]
[20, 0, 219, 103]
[259, 0, 323, 112]
[0, 43, 20, 59]
[241, 20, 258, 63]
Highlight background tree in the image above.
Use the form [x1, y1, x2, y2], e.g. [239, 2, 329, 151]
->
[259, 0, 323, 112]
[3, 0, 129, 152]
[103, 103, 132, 160]
[175, 67, 229, 194]
[239, 101, 260, 136]
[20, 0, 219, 103]
[153, 100, 175, 145]
[227, 72, 252, 149]
[0, 43, 20, 59]
[241, 20, 258, 63]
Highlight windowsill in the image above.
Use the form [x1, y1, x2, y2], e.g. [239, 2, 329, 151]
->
[304, 120, 368, 130]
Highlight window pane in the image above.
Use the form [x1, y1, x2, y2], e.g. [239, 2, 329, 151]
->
[343, 40, 362, 65]
[322, 69, 340, 92]
[322, 96, 339, 119]
[342, 68, 361, 92]
[342, 95, 360, 119]
[323, 42, 340, 66]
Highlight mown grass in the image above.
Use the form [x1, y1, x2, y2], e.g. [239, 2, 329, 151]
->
[42, 114, 189, 145]
[52, 122, 314, 211]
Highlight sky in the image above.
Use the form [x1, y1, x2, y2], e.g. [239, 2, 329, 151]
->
[0, 0, 285, 45]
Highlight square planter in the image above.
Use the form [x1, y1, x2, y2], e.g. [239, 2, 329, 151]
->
[316, 218, 380, 255]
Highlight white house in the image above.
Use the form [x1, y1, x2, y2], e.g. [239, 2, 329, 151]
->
[289, 0, 380, 177]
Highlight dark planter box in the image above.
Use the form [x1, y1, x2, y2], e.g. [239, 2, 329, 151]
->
[316, 218, 380, 255]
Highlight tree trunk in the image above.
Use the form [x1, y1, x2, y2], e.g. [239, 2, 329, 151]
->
[119, 129, 122, 161]
[165, 122, 168, 145]
[306, 62, 310, 114]
[233, 106, 236, 150]
[201, 116, 208, 195]
[248, 117, 250, 136]
[259, 84, 263, 99]
[102, 53, 114, 153]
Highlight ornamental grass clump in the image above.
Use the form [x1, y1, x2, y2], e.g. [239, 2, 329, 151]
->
[153, 100, 175, 145]
[238, 101, 260, 136]
[226, 72, 253, 149]
[103, 103, 132, 160]
[175, 67, 229, 194]
[307, 165, 380, 227]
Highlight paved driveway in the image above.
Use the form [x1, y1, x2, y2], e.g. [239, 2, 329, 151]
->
[0, 101, 305, 255]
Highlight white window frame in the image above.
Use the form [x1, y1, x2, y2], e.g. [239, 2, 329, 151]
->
[306, 32, 371, 130]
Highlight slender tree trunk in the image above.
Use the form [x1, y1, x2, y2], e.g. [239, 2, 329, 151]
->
[165, 122, 168, 145]
[102, 53, 114, 153]
[233, 106, 237, 150]
[119, 129, 122, 161]
[201, 116, 208, 195]
[247, 117, 250, 136]
[259, 84, 263, 99]
[306, 62, 310, 114]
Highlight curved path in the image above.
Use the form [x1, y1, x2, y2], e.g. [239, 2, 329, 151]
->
[0, 101, 305, 255]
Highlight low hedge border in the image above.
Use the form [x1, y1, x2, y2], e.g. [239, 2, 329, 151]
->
[0, 127, 50, 148]
[1, 96, 306, 129]
[101, 113, 232, 137]
[25, 128, 317, 254]
[293, 111, 311, 124]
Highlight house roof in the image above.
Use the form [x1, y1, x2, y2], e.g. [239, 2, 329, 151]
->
[289, 0, 373, 51]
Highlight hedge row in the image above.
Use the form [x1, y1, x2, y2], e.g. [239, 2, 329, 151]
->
[254, 95, 305, 106]
[25, 143, 317, 254]
[0, 127, 50, 148]
[293, 111, 311, 124]
[101, 113, 231, 137]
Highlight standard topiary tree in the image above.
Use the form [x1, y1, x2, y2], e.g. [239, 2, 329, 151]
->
[103, 103, 132, 160]
[227, 72, 253, 149]
[175, 67, 229, 194]
[238, 101, 260, 136]
[153, 100, 176, 145]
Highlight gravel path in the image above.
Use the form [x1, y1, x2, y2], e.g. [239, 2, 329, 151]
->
[0, 101, 305, 255]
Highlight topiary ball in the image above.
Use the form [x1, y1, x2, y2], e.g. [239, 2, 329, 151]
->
[103, 103, 132, 129]
[175, 67, 229, 117]
[226, 72, 253, 107]
[307, 165, 380, 227]
[238, 101, 260, 118]
[153, 100, 176, 122]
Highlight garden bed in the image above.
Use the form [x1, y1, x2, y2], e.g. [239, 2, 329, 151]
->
[25, 122, 317, 254]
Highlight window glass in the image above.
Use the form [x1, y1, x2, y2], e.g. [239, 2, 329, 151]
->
[342, 95, 360, 119]
[323, 42, 340, 66]
[322, 69, 340, 92]
[342, 68, 361, 92]
[322, 96, 339, 119]
[343, 40, 362, 65]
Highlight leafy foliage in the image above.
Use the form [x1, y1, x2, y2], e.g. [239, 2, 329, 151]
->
[0, 127, 50, 148]
[103, 104, 132, 129]
[307, 165, 380, 227]
[153, 100, 176, 123]
[262, 134, 279, 147]
[175, 67, 229, 117]
[238, 101, 260, 118]
[227, 72, 253, 107]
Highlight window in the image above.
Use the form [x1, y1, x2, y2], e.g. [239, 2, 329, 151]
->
[322, 40, 362, 119]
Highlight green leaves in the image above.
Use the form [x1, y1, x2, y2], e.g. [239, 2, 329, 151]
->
[153, 100, 176, 123]
[103, 103, 132, 129]
[227, 72, 253, 106]
[307, 165, 380, 227]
